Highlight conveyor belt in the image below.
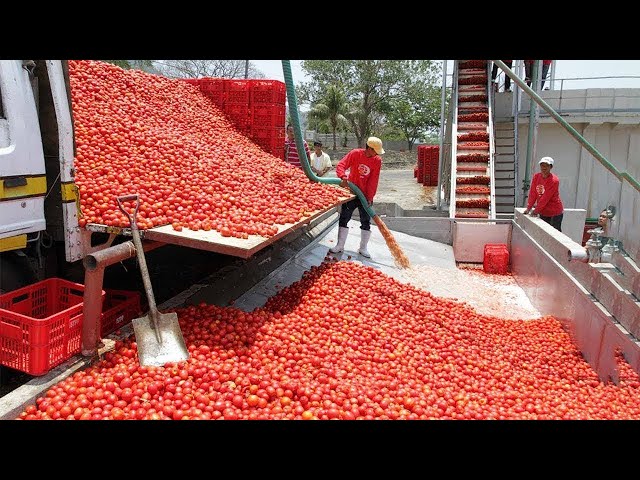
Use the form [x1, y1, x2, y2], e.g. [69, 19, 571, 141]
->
[449, 60, 496, 220]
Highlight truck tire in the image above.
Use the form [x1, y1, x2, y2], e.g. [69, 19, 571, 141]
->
[0, 254, 37, 294]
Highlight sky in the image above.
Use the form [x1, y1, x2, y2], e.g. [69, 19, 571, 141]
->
[252, 60, 640, 90]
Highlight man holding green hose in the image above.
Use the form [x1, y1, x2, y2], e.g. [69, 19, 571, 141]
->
[329, 137, 384, 258]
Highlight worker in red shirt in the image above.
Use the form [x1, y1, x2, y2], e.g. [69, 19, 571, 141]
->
[524, 156, 564, 231]
[329, 136, 384, 258]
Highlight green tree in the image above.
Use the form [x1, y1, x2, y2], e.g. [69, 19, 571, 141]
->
[385, 78, 443, 151]
[300, 60, 439, 147]
[307, 84, 349, 150]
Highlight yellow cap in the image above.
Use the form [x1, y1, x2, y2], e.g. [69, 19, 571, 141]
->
[366, 137, 385, 155]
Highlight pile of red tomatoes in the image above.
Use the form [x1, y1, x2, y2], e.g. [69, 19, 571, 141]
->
[17, 260, 640, 420]
[68, 60, 345, 237]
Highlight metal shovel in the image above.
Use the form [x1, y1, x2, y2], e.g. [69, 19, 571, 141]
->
[116, 194, 189, 367]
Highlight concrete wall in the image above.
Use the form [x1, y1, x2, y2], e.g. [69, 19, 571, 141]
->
[503, 88, 640, 263]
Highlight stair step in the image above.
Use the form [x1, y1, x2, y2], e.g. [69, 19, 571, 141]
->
[494, 180, 515, 188]
[495, 163, 516, 171]
[495, 173, 515, 180]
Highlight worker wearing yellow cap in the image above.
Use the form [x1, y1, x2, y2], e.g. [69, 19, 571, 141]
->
[329, 137, 384, 258]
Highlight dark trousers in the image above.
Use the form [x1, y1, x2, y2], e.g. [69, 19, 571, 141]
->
[540, 213, 563, 232]
[491, 61, 513, 91]
[525, 62, 551, 89]
[338, 198, 371, 231]
[541, 63, 551, 90]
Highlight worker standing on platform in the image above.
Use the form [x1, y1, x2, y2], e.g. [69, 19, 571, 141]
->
[524, 156, 564, 232]
[329, 137, 384, 258]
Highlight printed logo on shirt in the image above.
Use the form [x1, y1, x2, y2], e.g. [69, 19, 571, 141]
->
[536, 184, 545, 195]
[358, 164, 371, 176]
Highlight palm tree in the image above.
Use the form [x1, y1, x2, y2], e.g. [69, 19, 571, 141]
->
[307, 85, 349, 150]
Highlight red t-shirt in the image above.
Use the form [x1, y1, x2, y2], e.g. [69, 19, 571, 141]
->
[335, 148, 382, 203]
[526, 172, 564, 217]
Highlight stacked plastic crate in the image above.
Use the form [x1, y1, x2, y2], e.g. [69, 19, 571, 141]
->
[416, 145, 439, 186]
[184, 77, 286, 159]
[196, 77, 225, 109]
[250, 80, 287, 160]
[224, 80, 252, 135]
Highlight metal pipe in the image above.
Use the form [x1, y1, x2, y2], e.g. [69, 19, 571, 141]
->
[523, 61, 539, 206]
[512, 61, 521, 206]
[567, 246, 590, 263]
[82, 265, 106, 357]
[436, 59, 447, 211]
[81, 240, 163, 356]
[493, 61, 640, 193]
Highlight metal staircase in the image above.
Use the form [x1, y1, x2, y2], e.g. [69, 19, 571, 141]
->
[493, 120, 517, 218]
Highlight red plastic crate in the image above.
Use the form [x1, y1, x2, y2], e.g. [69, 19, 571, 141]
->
[203, 91, 225, 109]
[100, 290, 142, 337]
[255, 136, 286, 158]
[252, 103, 285, 117]
[0, 278, 105, 376]
[251, 111, 285, 129]
[251, 126, 282, 141]
[483, 244, 510, 274]
[251, 80, 286, 104]
[199, 77, 225, 93]
[225, 80, 252, 104]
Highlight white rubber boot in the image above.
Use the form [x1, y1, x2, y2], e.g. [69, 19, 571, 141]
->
[330, 227, 349, 253]
[358, 229, 372, 258]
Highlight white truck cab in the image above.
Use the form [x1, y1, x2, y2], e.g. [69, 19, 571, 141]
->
[0, 60, 83, 292]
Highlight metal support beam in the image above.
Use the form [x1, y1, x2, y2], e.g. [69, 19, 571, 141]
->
[437, 59, 447, 211]
[81, 240, 163, 356]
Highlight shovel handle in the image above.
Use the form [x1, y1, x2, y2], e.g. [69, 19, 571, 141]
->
[116, 194, 162, 342]
[116, 194, 140, 227]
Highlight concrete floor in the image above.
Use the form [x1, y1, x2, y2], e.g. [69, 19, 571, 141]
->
[324, 168, 439, 212]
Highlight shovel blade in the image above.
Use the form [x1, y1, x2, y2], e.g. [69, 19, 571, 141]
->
[132, 312, 190, 367]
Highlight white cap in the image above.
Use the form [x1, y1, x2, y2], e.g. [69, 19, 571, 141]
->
[366, 137, 385, 155]
[539, 156, 554, 165]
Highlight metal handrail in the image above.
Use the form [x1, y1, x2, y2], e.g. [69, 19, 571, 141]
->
[448, 61, 460, 218]
[486, 62, 497, 220]
[493, 60, 640, 194]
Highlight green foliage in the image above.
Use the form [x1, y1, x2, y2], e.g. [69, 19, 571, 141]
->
[385, 75, 444, 151]
[300, 60, 443, 149]
[307, 85, 349, 150]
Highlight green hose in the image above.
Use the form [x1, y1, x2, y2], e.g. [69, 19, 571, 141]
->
[281, 60, 377, 218]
